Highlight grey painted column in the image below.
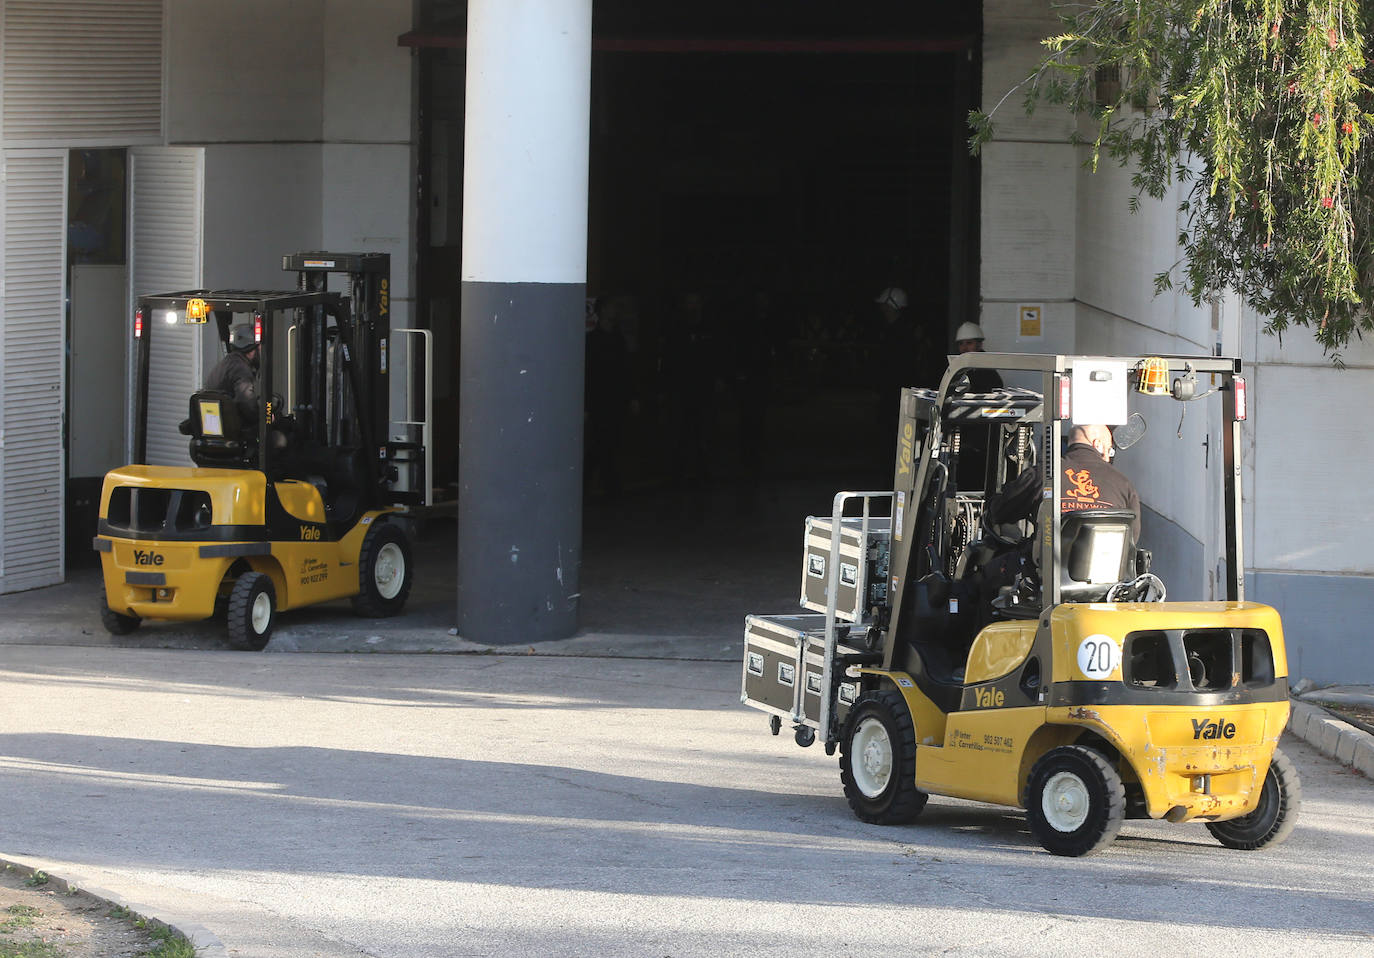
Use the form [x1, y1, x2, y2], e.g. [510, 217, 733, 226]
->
[458, 0, 591, 642]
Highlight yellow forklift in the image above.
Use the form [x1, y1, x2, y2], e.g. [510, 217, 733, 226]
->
[742, 353, 1299, 855]
[95, 252, 430, 649]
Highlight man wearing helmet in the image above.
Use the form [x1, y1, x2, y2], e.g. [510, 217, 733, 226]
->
[204, 323, 263, 423]
[203, 324, 290, 450]
[952, 321, 1002, 488]
[954, 321, 1003, 393]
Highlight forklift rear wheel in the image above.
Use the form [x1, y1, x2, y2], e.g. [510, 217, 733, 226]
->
[226, 572, 275, 651]
[1026, 745, 1126, 856]
[99, 599, 141, 636]
[839, 690, 928, 825]
[351, 522, 413, 618]
[1206, 746, 1301, 850]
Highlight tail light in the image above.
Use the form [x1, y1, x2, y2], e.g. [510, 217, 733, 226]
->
[1233, 376, 1247, 420]
[253, 312, 263, 343]
[134, 307, 143, 339]
[1057, 374, 1072, 420]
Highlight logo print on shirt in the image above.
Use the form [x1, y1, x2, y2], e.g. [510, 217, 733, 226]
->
[1064, 468, 1100, 502]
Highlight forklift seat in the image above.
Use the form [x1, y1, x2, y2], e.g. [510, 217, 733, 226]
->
[183, 389, 256, 467]
[1060, 509, 1137, 601]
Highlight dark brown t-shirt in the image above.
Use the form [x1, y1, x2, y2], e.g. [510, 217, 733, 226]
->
[1060, 442, 1141, 540]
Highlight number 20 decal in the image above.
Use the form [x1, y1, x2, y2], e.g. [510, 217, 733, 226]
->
[1077, 634, 1121, 679]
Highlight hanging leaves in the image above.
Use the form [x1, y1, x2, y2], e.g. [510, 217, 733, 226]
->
[970, 0, 1374, 355]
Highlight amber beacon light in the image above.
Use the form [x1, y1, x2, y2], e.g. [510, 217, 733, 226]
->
[1136, 356, 1170, 396]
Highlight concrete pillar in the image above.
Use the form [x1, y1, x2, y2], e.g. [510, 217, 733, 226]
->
[457, 0, 591, 642]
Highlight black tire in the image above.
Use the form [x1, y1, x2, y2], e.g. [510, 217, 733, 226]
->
[1206, 746, 1302, 850]
[1026, 745, 1126, 856]
[99, 598, 141, 636]
[351, 522, 413, 618]
[839, 689, 929, 825]
[226, 572, 275, 651]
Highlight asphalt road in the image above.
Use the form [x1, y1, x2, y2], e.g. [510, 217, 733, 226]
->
[2, 645, 1371, 957]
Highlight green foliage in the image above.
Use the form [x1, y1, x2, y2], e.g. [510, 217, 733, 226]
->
[0, 905, 41, 931]
[144, 922, 198, 958]
[971, 0, 1374, 355]
[0, 941, 62, 958]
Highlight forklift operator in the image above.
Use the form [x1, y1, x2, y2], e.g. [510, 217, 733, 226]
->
[205, 323, 263, 423]
[204, 323, 287, 448]
[1061, 423, 1140, 540]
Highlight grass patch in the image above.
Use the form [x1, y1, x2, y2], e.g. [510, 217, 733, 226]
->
[19, 874, 46, 889]
[145, 923, 197, 957]
[0, 940, 63, 957]
[0, 905, 41, 931]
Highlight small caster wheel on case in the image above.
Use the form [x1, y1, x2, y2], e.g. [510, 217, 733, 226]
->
[794, 725, 816, 747]
[825, 740, 837, 756]
[769, 715, 782, 736]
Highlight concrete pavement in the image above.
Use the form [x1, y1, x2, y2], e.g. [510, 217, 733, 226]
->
[1, 481, 1371, 954]
[2, 644, 1373, 958]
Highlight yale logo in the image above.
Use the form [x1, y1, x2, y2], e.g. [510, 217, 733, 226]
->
[974, 687, 1005, 708]
[1192, 717, 1237, 740]
[897, 421, 915, 476]
[132, 549, 164, 566]
[300, 525, 322, 541]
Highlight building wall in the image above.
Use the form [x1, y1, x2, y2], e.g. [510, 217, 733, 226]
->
[167, 0, 413, 324]
[1245, 315, 1374, 681]
[984, 0, 1374, 683]
[321, 0, 415, 330]
[166, 0, 326, 143]
[978, 0, 1075, 356]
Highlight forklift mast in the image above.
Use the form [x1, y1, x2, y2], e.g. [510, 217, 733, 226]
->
[282, 251, 391, 460]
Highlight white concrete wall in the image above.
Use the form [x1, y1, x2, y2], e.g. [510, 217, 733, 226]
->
[1246, 319, 1374, 577]
[166, 0, 326, 144]
[978, 0, 1075, 356]
[320, 0, 414, 328]
[201, 144, 323, 287]
[168, 0, 414, 325]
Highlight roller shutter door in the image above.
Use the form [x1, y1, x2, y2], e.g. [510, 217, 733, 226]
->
[0, 151, 67, 592]
[2, 0, 162, 147]
[130, 147, 204, 467]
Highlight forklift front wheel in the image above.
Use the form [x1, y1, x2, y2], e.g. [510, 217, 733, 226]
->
[1026, 745, 1126, 856]
[351, 522, 413, 618]
[839, 690, 928, 825]
[99, 599, 141, 636]
[226, 572, 275, 651]
[1205, 746, 1302, 850]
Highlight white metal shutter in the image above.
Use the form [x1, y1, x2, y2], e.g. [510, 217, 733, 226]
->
[2, 0, 163, 147]
[0, 150, 67, 592]
[130, 147, 204, 467]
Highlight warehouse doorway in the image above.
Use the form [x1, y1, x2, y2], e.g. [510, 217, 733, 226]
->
[408, 2, 981, 500]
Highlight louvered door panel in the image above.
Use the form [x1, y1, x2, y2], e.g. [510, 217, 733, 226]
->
[1, 151, 67, 591]
[3, 0, 162, 147]
[130, 147, 204, 466]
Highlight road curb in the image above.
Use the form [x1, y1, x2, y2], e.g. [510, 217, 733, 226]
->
[1288, 700, 1374, 779]
[0, 856, 225, 957]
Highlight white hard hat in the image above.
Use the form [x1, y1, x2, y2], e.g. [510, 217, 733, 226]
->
[875, 287, 908, 310]
[955, 322, 985, 342]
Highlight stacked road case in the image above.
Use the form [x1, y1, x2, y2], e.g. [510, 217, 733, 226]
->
[742, 492, 892, 746]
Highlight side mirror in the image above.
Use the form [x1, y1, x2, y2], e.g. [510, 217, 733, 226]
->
[1112, 412, 1147, 451]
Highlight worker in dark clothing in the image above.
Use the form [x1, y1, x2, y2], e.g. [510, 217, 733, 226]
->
[954, 322, 1003, 393]
[952, 322, 1002, 489]
[1061, 423, 1141, 540]
[204, 323, 262, 423]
